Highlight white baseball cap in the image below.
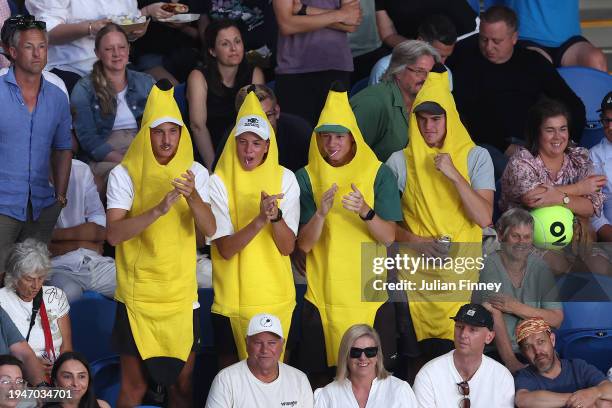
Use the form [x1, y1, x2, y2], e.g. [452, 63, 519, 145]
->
[235, 115, 270, 140]
[247, 313, 283, 338]
[149, 116, 184, 128]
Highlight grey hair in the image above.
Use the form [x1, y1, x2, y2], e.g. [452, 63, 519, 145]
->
[335, 324, 389, 381]
[4, 239, 51, 290]
[496, 208, 534, 242]
[381, 40, 440, 83]
[9, 28, 48, 50]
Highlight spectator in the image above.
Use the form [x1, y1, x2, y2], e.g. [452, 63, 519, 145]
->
[71, 23, 154, 191]
[272, 0, 361, 127]
[369, 14, 457, 86]
[375, 0, 477, 49]
[413, 303, 515, 408]
[590, 91, 612, 242]
[0, 15, 71, 278]
[0, 355, 25, 408]
[186, 19, 264, 170]
[351, 40, 439, 162]
[500, 97, 604, 218]
[106, 80, 216, 408]
[24, 0, 152, 93]
[213, 83, 312, 172]
[386, 66, 494, 377]
[48, 160, 116, 303]
[446, 5, 586, 180]
[314, 324, 417, 407]
[1, 16, 70, 98]
[44, 351, 110, 408]
[514, 317, 612, 408]
[208, 90, 299, 368]
[132, 0, 205, 84]
[296, 86, 401, 387]
[0, 239, 72, 381]
[347, 0, 387, 84]
[206, 313, 313, 408]
[498, 0, 607, 71]
[473, 208, 563, 373]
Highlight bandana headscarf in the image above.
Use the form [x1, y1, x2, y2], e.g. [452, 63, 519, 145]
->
[515, 317, 552, 344]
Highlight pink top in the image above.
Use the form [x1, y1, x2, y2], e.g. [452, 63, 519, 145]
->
[499, 147, 603, 215]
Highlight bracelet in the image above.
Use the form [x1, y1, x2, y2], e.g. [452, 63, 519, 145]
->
[297, 4, 308, 15]
[271, 208, 283, 223]
[88, 22, 93, 38]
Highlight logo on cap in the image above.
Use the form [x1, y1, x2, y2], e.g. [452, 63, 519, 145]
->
[466, 309, 476, 317]
[246, 118, 260, 128]
[260, 317, 273, 327]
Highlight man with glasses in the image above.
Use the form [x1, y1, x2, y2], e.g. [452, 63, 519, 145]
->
[350, 40, 440, 162]
[0, 15, 72, 278]
[206, 313, 313, 408]
[413, 303, 514, 407]
[514, 317, 612, 408]
[446, 5, 585, 180]
[590, 91, 612, 242]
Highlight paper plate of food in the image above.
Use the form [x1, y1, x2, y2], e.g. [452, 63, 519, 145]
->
[158, 13, 200, 23]
[112, 15, 150, 34]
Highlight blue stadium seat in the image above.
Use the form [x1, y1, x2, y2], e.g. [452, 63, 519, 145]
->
[71, 291, 117, 362]
[174, 83, 188, 119]
[467, 0, 480, 14]
[350, 77, 369, 98]
[557, 67, 612, 147]
[556, 329, 612, 373]
[91, 355, 121, 408]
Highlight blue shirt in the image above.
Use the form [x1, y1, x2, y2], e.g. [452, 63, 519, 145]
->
[0, 67, 72, 221]
[590, 137, 612, 233]
[515, 359, 606, 392]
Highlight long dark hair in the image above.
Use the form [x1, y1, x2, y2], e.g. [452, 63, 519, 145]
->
[203, 19, 249, 98]
[525, 97, 572, 156]
[50, 352, 100, 408]
[91, 23, 129, 116]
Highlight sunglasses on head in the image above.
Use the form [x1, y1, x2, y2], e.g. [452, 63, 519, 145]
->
[457, 381, 470, 408]
[349, 346, 378, 359]
[5, 15, 46, 31]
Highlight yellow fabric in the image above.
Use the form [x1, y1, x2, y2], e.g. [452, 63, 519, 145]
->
[115, 84, 197, 363]
[211, 92, 295, 359]
[305, 89, 387, 366]
[401, 70, 482, 341]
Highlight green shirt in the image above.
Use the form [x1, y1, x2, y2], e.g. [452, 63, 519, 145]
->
[350, 81, 409, 162]
[296, 164, 402, 224]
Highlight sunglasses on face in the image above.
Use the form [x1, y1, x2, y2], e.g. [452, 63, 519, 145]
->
[457, 381, 470, 408]
[5, 15, 46, 31]
[349, 346, 378, 359]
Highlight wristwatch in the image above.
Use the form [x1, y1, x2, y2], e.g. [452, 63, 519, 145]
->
[56, 194, 68, 208]
[360, 209, 376, 221]
[562, 192, 570, 206]
[271, 208, 283, 223]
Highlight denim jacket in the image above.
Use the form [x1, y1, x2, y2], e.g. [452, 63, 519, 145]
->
[71, 69, 154, 161]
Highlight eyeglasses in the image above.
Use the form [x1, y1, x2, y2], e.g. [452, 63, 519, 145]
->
[4, 15, 46, 31]
[601, 117, 612, 127]
[457, 381, 470, 408]
[349, 347, 378, 359]
[405, 66, 429, 77]
[0, 376, 26, 387]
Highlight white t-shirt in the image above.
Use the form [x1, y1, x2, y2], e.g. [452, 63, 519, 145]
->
[0, 286, 69, 359]
[314, 376, 417, 408]
[112, 87, 137, 130]
[107, 162, 211, 211]
[208, 168, 300, 242]
[206, 359, 314, 408]
[413, 350, 514, 408]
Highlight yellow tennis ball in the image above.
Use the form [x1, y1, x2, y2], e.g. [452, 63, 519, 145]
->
[530, 206, 574, 250]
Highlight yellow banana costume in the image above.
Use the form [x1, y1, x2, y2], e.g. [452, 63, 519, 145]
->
[211, 92, 296, 359]
[115, 81, 197, 385]
[305, 89, 388, 366]
[401, 69, 482, 341]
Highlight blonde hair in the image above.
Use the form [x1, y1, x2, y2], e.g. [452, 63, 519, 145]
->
[335, 324, 389, 381]
[91, 23, 129, 116]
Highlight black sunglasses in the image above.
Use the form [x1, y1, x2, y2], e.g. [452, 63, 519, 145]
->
[349, 346, 378, 359]
[5, 15, 46, 31]
[457, 381, 470, 408]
